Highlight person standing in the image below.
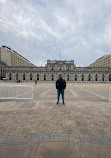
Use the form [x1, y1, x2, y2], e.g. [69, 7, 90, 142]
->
[56, 74, 66, 104]
[35, 80, 37, 85]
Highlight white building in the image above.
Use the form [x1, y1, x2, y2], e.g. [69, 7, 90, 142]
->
[5, 60, 111, 82]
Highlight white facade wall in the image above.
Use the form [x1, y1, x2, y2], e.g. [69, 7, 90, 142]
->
[5, 60, 111, 83]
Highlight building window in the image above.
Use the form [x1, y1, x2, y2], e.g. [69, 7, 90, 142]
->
[75, 74, 77, 81]
[37, 77, 39, 81]
[88, 74, 91, 81]
[30, 77, 32, 80]
[9, 77, 11, 80]
[102, 74, 105, 82]
[75, 78, 77, 81]
[44, 73, 46, 81]
[95, 74, 98, 81]
[67, 74, 69, 81]
[82, 74, 84, 81]
[60, 68, 61, 71]
[37, 73, 39, 79]
[109, 74, 111, 81]
[23, 77, 25, 80]
[51, 74, 54, 80]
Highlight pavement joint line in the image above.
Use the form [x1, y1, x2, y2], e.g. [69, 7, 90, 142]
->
[82, 89, 108, 99]
[75, 85, 108, 99]
[40, 87, 54, 97]
[68, 89, 78, 97]
[0, 134, 111, 145]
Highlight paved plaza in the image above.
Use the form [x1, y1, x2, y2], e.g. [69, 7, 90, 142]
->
[0, 82, 111, 157]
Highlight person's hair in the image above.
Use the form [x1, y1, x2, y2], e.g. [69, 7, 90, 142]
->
[59, 74, 62, 77]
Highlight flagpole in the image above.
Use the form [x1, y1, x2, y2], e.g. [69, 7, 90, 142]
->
[60, 51, 61, 60]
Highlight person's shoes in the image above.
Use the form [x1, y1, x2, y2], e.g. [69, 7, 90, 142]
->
[63, 102, 65, 105]
[56, 102, 59, 104]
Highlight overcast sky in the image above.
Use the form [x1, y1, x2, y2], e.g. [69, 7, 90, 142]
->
[0, 0, 111, 66]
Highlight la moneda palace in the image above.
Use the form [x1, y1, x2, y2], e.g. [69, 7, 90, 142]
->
[0, 45, 111, 83]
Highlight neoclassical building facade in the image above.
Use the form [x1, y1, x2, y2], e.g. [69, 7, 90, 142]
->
[5, 60, 111, 82]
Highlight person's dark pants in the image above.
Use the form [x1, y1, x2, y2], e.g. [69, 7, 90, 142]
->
[57, 89, 64, 103]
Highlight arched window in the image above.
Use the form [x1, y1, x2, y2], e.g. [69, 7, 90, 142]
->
[88, 74, 91, 81]
[82, 74, 84, 81]
[75, 74, 77, 81]
[9, 73, 12, 80]
[102, 74, 105, 82]
[95, 74, 98, 81]
[16, 73, 18, 80]
[67, 74, 70, 81]
[37, 73, 39, 80]
[51, 74, 54, 81]
[23, 77, 25, 80]
[109, 74, 111, 81]
[44, 73, 46, 81]
[30, 73, 32, 80]
[23, 73, 25, 80]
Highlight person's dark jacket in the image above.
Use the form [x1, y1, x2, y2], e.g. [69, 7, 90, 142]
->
[56, 79, 66, 91]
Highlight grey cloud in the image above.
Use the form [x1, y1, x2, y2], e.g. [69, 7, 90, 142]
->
[0, 0, 111, 66]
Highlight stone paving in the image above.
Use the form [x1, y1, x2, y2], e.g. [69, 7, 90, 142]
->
[0, 83, 111, 157]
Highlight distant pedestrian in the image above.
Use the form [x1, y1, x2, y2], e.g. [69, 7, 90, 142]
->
[56, 74, 66, 104]
[35, 80, 37, 85]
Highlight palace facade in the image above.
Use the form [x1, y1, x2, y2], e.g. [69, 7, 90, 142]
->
[5, 60, 111, 82]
